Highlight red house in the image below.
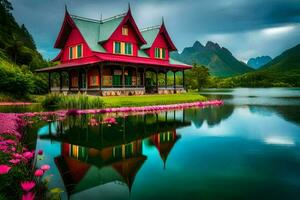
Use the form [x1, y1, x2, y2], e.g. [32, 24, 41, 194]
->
[37, 6, 192, 96]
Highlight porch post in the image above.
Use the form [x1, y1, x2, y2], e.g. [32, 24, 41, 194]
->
[122, 66, 125, 88]
[143, 68, 145, 86]
[59, 72, 62, 91]
[182, 70, 185, 89]
[68, 70, 71, 91]
[173, 71, 176, 93]
[165, 70, 167, 88]
[48, 72, 51, 93]
[135, 66, 138, 87]
[156, 70, 158, 93]
[101, 64, 103, 88]
[98, 64, 102, 90]
[77, 69, 80, 91]
[85, 68, 88, 91]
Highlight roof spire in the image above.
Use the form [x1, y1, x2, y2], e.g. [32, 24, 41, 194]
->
[161, 16, 165, 25]
[128, 2, 131, 12]
[65, 4, 68, 13]
[100, 12, 103, 23]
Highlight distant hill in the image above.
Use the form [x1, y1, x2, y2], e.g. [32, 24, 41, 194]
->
[170, 41, 253, 77]
[247, 56, 272, 69]
[260, 44, 300, 72]
[211, 44, 300, 87]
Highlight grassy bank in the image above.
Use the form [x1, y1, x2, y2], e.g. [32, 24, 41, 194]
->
[40, 92, 206, 109]
[102, 93, 206, 108]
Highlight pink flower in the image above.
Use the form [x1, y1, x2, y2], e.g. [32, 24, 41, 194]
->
[23, 151, 34, 160]
[9, 159, 20, 165]
[0, 165, 11, 174]
[41, 164, 50, 171]
[37, 150, 43, 155]
[22, 192, 35, 200]
[34, 169, 44, 177]
[21, 181, 35, 192]
[13, 153, 22, 159]
[4, 139, 16, 145]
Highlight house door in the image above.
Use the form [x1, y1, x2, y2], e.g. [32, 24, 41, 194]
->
[125, 70, 132, 86]
[113, 75, 121, 86]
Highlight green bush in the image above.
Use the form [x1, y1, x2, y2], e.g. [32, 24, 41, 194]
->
[41, 93, 104, 109]
[0, 63, 34, 97]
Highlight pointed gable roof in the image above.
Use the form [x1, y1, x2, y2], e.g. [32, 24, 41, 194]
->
[54, 9, 76, 49]
[140, 26, 160, 49]
[141, 20, 177, 51]
[106, 7, 147, 45]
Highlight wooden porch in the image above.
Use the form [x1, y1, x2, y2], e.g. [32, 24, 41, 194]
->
[48, 63, 186, 96]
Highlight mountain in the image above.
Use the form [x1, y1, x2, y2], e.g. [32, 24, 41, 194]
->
[247, 56, 272, 69]
[260, 44, 300, 72]
[171, 41, 254, 77]
[213, 44, 300, 87]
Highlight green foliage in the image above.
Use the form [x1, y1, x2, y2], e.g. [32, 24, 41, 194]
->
[42, 93, 104, 109]
[184, 64, 210, 91]
[0, 0, 48, 71]
[0, 58, 48, 98]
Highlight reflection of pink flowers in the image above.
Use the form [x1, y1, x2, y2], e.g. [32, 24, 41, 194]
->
[0, 165, 11, 174]
[34, 169, 44, 177]
[104, 117, 117, 124]
[37, 150, 43, 155]
[21, 181, 35, 192]
[41, 164, 50, 171]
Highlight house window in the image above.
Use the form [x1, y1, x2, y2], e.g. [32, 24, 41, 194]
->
[89, 75, 98, 86]
[69, 44, 83, 59]
[122, 26, 128, 36]
[154, 47, 166, 59]
[113, 42, 133, 55]
[114, 42, 121, 54]
[125, 43, 132, 55]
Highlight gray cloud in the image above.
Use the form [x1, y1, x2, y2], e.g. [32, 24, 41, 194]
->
[10, 0, 300, 61]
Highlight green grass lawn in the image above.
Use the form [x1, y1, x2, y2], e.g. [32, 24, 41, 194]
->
[102, 92, 206, 108]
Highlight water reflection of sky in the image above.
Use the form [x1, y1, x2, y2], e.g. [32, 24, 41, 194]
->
[181, 106, 299, 147]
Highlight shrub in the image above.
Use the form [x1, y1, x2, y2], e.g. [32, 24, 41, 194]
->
[41, 93, 104, 109]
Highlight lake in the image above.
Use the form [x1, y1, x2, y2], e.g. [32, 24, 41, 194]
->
[27, 88, 300, 200]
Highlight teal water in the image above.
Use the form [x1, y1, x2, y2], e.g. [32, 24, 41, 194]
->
[29, 88, 300, 200]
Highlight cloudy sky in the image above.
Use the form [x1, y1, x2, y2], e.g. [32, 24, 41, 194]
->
[10, 0, 300, 62]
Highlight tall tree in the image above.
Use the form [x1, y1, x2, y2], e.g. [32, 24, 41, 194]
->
[186, 64, 210, 91]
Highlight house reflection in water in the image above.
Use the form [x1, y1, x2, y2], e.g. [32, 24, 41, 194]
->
[151, 131, 180, 169]
[39, 110, 189, 199]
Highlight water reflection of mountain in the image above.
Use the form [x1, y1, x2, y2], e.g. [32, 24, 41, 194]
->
[39, 111, 187, 199]
[249, 105, 300, 125]
[184, 105, 234, 128]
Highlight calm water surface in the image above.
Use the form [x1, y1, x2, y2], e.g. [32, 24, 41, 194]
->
[27, 88, 300, 200]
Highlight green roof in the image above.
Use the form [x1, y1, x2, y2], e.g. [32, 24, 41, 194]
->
[74, 166, 123, 194]
[70, 14, 125, 52]
[138, 50, 149, 58]
[140, 26, 160, 49]
[169, 58, 190, 66]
